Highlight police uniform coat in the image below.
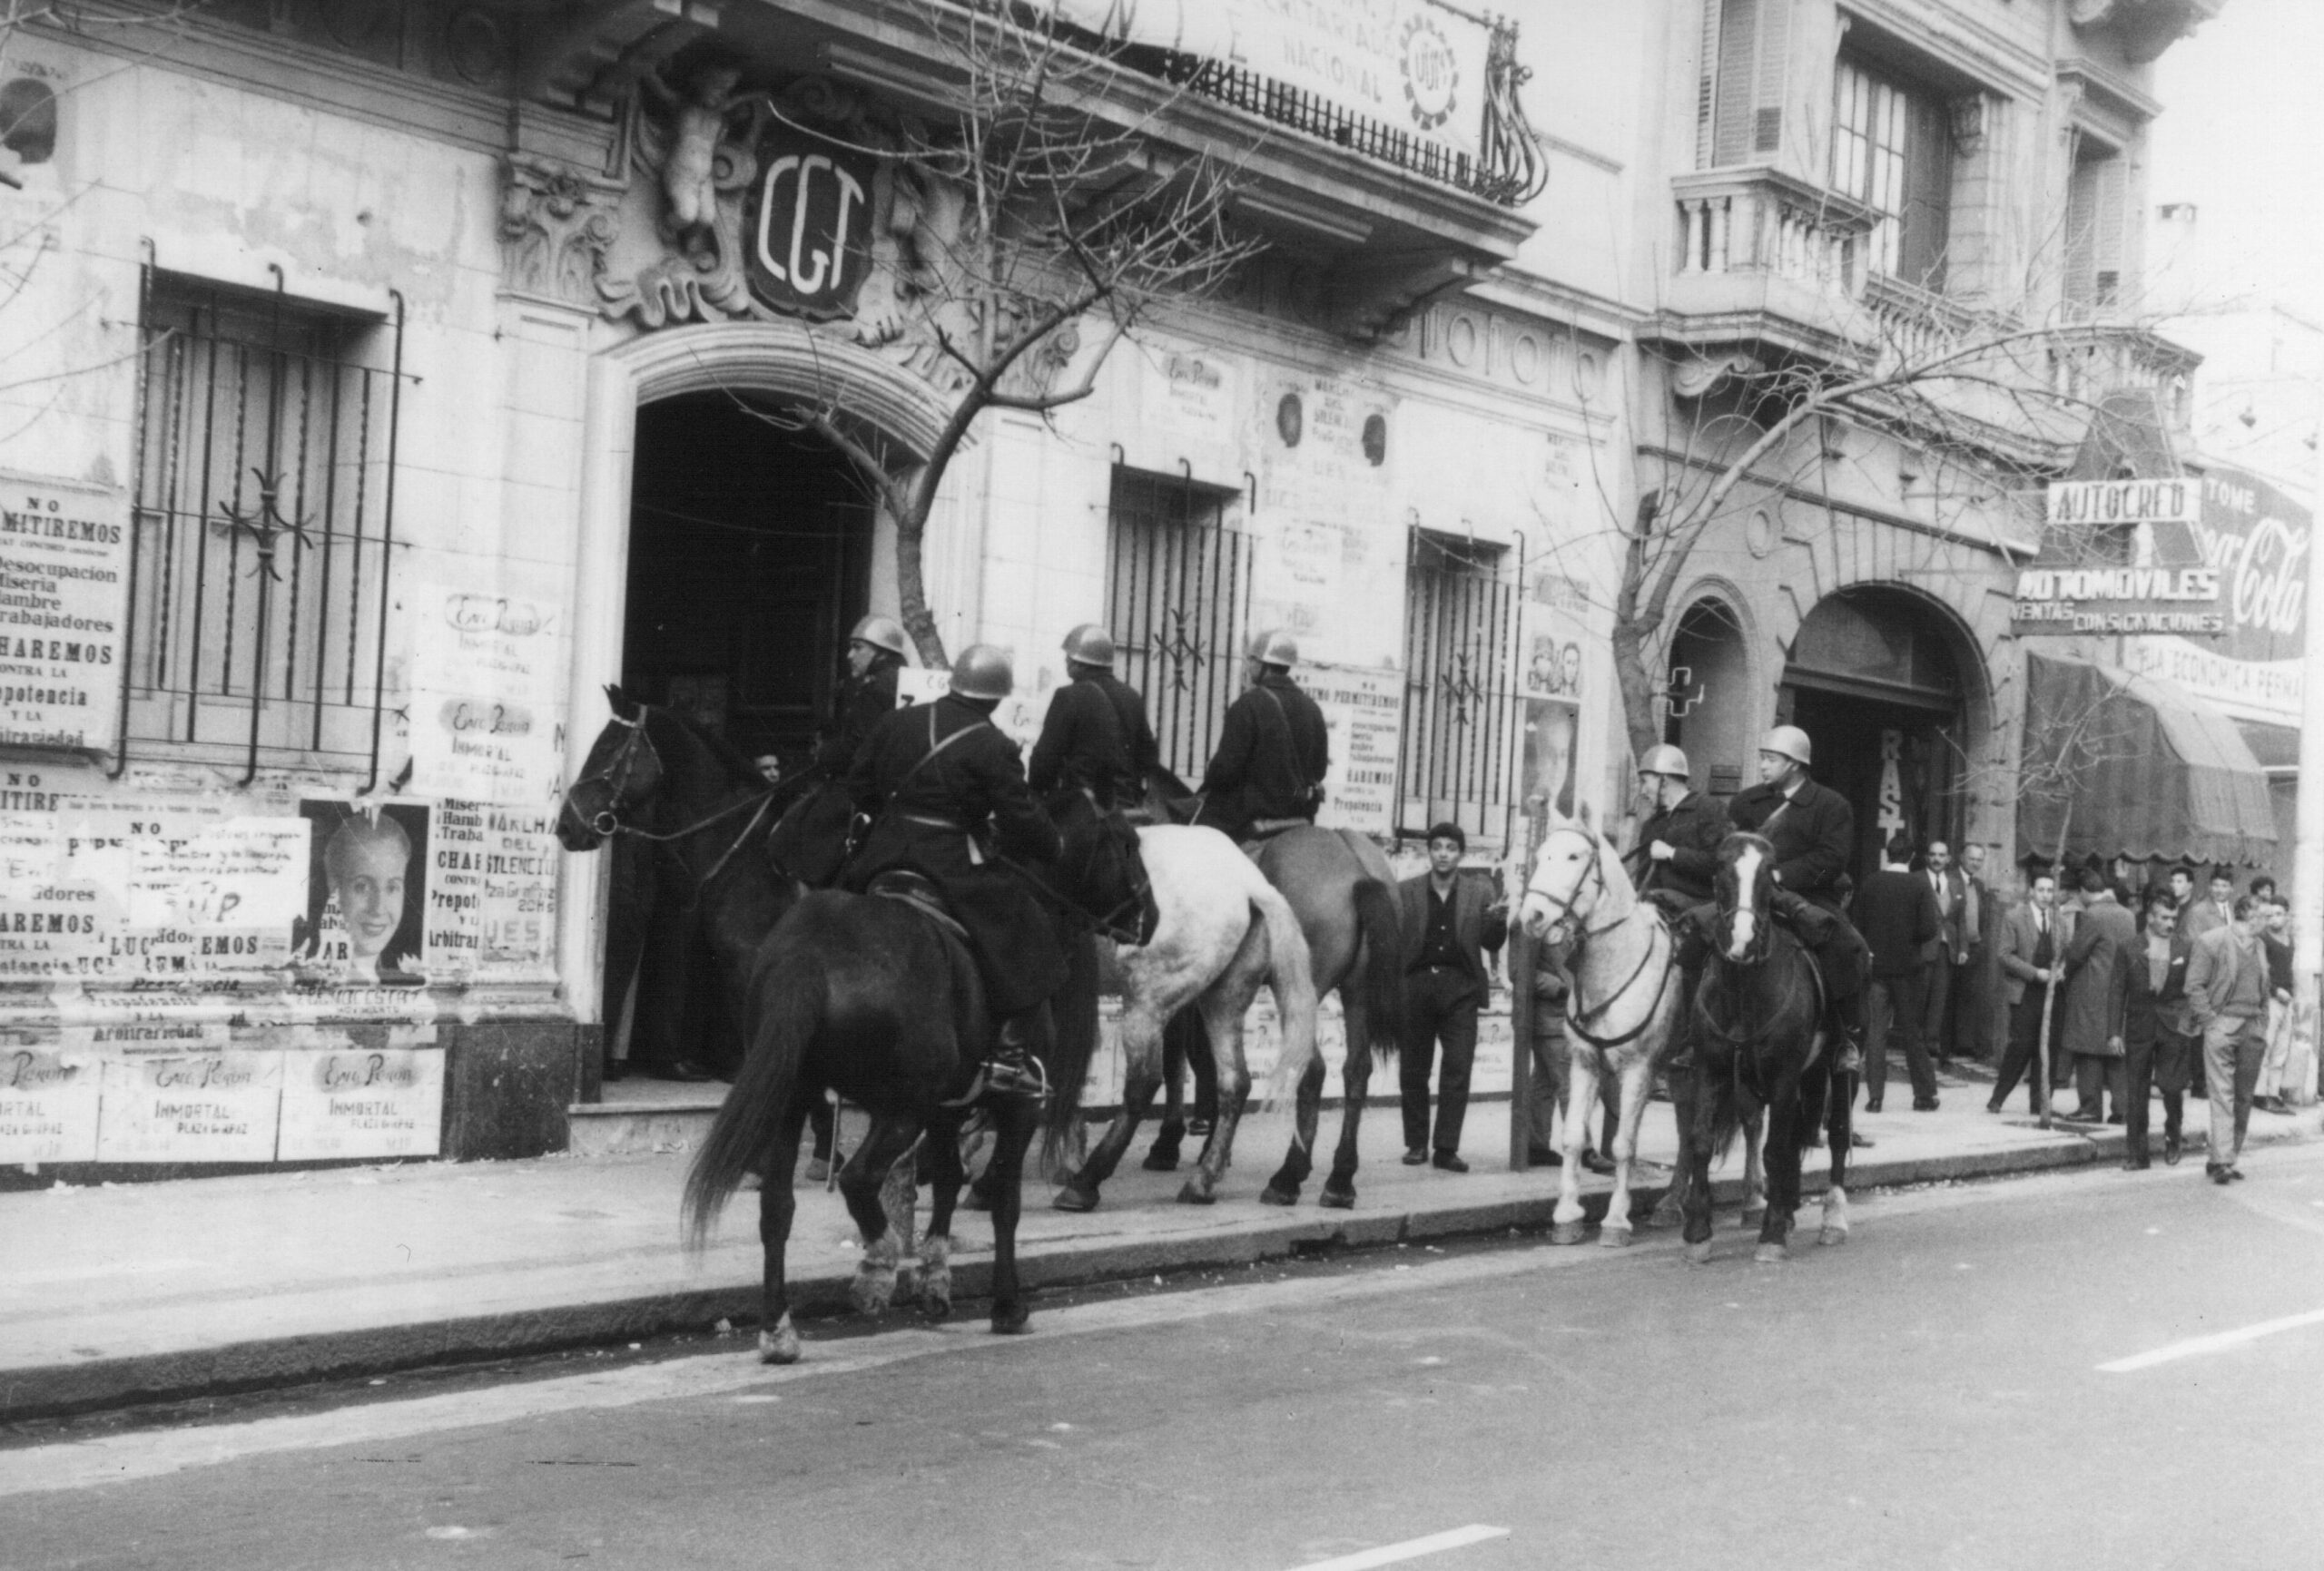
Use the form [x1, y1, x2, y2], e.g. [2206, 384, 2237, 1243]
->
[1199, 671, 1329, 836]
[1029, 672, 1157, 810]
[812, 663, 901, 777]
[843, 693, 1066, 1015]
[1726, 778, 1855, 914]
[1627, 790, 1731, 905]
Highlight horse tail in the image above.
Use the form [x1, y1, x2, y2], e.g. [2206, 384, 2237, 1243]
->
[1040, 928, 1104, 1171]
[1353, 877, 1405, 1060]
[683, 950, 821, 1251]
[1254, 882, 1320, 1106]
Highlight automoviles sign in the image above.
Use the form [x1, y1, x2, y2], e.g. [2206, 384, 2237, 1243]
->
[2012, 476, 2225, 638]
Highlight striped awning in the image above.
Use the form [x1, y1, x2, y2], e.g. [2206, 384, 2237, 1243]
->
[2017, 653, 2279, 869]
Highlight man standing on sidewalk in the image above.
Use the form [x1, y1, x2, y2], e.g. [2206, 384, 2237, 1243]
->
[1919, 840, 1969, 1068]
[1397, 822, 1509, 1173]
[2121, 898, 2195, 1168]
[1990, 869, 2063, 1115]
[1955, 843, 1995, 1061]
[2061, 869, 2137, 1124]
[1853, 832, 1942, 1113]
[2184, 894, 2271, 1184]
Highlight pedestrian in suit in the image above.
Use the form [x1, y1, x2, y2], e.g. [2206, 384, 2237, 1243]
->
[2181, 868, 2237, 940]
[1953, 843, 1995, 1061]
[1396, 822, 1510, 1171]
[1852, 832, 1943, 1112]
[1989, 870, 2065, 1114]
[2185, 894, 2272, 1183]
[1918, 840, 1971, 1067]
[2120, 898, 2195, 1168]
[2253, 896, 2299, 1113]
[2060, 868, 2137, 1122]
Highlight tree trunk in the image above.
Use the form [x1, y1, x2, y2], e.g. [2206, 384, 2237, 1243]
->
[892, 496, 948, 672]
[1609, 615, 1663, 768]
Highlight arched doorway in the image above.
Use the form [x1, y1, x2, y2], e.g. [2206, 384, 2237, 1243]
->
[624, 393, 872, 770]
[1666, 595, 1754, 798]
[1782, 587, 1974, 877]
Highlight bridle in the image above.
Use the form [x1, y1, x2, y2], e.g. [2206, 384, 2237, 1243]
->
[1531, 827, 1673, 1051]
[572, 707, 780, 898]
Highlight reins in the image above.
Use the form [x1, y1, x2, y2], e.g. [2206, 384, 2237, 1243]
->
[576, 707, 782, 902]
[1531, 828, 1675, 1051]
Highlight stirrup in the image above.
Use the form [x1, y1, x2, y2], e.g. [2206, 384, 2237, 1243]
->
[980, 1052, 1050, 1105]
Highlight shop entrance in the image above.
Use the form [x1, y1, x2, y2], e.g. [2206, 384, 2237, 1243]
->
[1781, 589, 1967, 879]
[608, 391, 872, 1078]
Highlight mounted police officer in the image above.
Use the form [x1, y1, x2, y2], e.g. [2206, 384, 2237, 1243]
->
[842, 644, 1065, 1098]
[767, 614, 911, 889]
[1725, 724, 1871, 1071]
[816, 614, 910, 776]
[1627, 745, 1728, 909]
[1196, 628, 1328, 841]
[1029, 623, 1159, 817]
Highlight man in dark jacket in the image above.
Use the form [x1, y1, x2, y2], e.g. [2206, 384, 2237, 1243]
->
[2120, 897, 2195, 1168]
[1626, 744, 1728, 908]
[1395, 821, 1510, 1172]
[1851, 832, 1943, 1113]
[768, 614, 910, 889]
[1725, 724, 1872, 1070]
[1029, 623, 1159, 814]
[1196, 628, 1328, 840]
[844, 644, 1064, 1097]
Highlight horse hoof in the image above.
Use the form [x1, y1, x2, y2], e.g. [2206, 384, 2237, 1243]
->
[1741, 1203, 1767, 1223]
[922, 1291, 952, 1321]
[1754, 1242, 1790, 1264]
[851, 1273, 897, 1316]
[1177, 1181, 1217, 1206]
[1599, 1226, 1634, 1249]
[1258, 1184, 1298, 1206]
[963, 1188, 993, 1213]
[757, 1320, 802, 1364]
[1050, 1185, 1099, 1213]
[1649, 1203, 1683, 1231]
[1818, 1227, 1848, 1248]
[1141, 1151, 1179, 1172]
[1549, 1222, 1588, 1246]
[803, 1159, 831, 1186]
[1317, 1187, 1354, 1211]
[990, 1304, 1031, 1336]
[1684, 1242, 1713, 1266]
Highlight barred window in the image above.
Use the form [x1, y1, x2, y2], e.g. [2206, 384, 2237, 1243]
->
[1103, 466, 1251, 784]
[127, 273, 405, 779]
[1400, 531, 1520, 845]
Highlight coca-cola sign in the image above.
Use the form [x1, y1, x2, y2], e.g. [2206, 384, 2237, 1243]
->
[2186, 467, 2309, 665]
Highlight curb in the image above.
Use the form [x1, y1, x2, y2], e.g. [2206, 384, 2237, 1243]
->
[4, 1117, 2314, 1422]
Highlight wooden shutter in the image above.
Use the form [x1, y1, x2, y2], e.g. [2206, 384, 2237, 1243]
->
[1710, 0, 1792, 165]
[1896, 92, 1954, 289]
[2064, 150, 2125, 309]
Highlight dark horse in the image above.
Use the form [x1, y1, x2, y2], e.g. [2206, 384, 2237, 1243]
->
[1679, 832, 1855, 1264]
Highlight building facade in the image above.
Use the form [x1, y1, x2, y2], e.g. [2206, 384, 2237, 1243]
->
[0, 0, 2239, 1177]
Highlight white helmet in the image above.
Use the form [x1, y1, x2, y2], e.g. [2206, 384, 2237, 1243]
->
[1758, 725, 1813, 768]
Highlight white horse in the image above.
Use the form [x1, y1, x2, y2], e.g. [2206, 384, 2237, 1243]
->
[1053, 824, 1319, 1209]
[1520, 805, 1687, 1247]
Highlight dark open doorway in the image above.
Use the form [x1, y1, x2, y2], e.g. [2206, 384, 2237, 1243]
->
[625, 391, 872, 772]
[606, 392, 872, 1083]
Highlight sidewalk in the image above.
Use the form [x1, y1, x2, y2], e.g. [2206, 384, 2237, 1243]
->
[4, 1065, 2318, 1422]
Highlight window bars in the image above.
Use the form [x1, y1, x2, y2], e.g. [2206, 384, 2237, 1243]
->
[1401, 530, 1521, 841]
[1104, 466, 1252, 784]
[121, 265, 406, 785]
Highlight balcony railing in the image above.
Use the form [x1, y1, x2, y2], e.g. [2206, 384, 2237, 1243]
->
[2049, 327, 2198, 428]
[1671, 167, 1877, 295]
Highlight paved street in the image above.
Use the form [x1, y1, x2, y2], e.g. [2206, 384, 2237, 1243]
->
[10, 1150, 2324, 1570]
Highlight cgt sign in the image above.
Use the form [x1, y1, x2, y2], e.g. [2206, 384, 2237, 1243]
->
[743, 128, 875, 320]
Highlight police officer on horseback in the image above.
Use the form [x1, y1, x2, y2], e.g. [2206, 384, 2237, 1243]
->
[1029, 623, 1159, 817]
[1725, 724, 1872, 1072]
[1196, 628, 1328, 840]
[1627, 745, 1728, 908]
[817, 614, 910, 776]
[843, 644, 1066, 1099]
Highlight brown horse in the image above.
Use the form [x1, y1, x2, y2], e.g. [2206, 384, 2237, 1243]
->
[1247, 826, 1407, 1210]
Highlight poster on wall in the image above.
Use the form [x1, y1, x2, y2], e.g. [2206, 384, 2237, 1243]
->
[1304, 662, 1403, 836]
[292, 800, 429, 987]
[407, 583, 565, 804]
[0, 475, 133, 753]
[423, 800, 559, 978]
[94, 1051, 284, 1164]
[276, 1046, 445, 1160]
[1519, 696, 1581, 856]
[0, 1045, 101, 1164]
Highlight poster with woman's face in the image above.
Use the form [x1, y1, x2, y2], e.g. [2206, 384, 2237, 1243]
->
[1521, 697, 1580, 857]
[294, 800, 430, 987]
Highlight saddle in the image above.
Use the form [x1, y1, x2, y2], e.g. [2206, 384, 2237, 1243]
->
[865, 869, 970, 945]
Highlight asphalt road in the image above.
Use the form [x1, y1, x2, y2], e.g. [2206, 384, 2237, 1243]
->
[10, 1150, 2324, 1571]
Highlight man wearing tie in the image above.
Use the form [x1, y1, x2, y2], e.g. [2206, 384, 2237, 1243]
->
[1921, 840, 1969, 1068]
[1955, 843, 1994, 1062]
[1989, 869, 2064, 1114]
[2182, 868, 2237, 939]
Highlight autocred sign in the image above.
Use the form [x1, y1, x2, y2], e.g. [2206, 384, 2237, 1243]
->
[2045, 477, 2202, 528]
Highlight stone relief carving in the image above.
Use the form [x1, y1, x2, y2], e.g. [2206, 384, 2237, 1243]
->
[498, 154, 620, 305]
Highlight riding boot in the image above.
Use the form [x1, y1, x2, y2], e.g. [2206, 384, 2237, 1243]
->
[1832, 986, 1867, 1077]
[982, 1007, 1052, 1103]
